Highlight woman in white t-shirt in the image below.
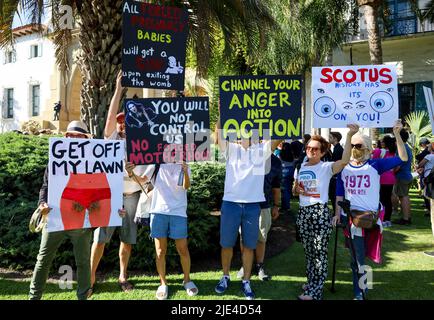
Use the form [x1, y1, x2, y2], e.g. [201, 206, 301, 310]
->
[335, 121, 408, 300]
[292, 125, 359, 300]
[127, 161, 198, 300]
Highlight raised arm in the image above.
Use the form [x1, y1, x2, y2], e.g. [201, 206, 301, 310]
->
[393, 120, 408, 162]
[332, 124, 359, 175]
[214, 116, 228, 153]
[104, 70, 124, 139]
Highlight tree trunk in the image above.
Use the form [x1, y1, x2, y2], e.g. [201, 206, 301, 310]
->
[77, 0, 123, 138]
[359, 1, 383, 140]
[364, 4, 383, 65]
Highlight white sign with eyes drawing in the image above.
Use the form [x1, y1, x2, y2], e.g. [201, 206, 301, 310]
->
[312, 65, 398, 128]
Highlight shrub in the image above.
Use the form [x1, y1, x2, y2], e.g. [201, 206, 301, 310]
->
[0, 132, 225, 272]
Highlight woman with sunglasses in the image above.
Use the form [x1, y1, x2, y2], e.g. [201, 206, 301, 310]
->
[292, 124, 359, 300]
[335, 120, 408, 300]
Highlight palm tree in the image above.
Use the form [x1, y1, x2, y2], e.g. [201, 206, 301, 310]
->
[0, 0, 274, 137]
[356, 0, 384, 140]
[357, 0, 383, 64]
[404, 110, 433, 164]
[423, 0, 434, 23]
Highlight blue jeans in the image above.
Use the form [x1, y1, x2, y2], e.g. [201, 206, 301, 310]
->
[281, 163, 294, 210]
[346, 235, 368, 299]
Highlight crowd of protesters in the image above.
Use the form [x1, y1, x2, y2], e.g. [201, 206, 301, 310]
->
[27, 71, 433, 301]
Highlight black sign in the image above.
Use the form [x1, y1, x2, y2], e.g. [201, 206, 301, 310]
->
[122, 0, 189, 90]
[125, 98, 210, 165]
[219, 75, 303, 140]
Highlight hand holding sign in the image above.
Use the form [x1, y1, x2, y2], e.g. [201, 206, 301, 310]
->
[347, 123, 360, 137]
[392, 119, 403, 136]
[116, 70, 124, 92]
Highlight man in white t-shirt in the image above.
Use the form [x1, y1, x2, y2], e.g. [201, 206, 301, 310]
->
[214, 117, 281, 300]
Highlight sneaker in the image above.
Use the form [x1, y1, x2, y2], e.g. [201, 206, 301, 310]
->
[236, 267, 244, 279]
[393, 218, 411, 225]
[215, 276, 230, 294]
[423, 251, 434, 257]
[257, 265, 271, 281]
[382, 221, 392, 228]
[241, 281, 255, 300]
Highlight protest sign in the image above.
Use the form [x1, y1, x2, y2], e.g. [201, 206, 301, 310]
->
[121, 0, 189, 90]
[312, 65, 399, 128]
[423, 86, 434, 135]
[47, 138, 124, 232]
[219, 75, 302, 140]
[125, 97, 210, 165]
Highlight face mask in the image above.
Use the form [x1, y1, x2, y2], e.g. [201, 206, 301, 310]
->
[352, 148, 368, 161]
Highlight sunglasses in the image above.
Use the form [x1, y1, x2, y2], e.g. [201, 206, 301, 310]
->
[306, 146, 320, 152]
[116, 118, 125, 125]
[351, 144, 365, 149]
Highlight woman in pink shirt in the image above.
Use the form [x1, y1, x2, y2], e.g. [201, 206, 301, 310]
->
[372, 135, 397, 227]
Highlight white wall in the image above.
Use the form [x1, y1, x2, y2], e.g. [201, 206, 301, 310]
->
[0, 33, 56, 132]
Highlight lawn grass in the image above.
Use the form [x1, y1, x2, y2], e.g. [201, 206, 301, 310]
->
[1, 189, 433, 300]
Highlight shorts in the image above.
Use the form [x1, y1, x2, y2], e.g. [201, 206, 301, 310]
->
[258, 208, 272, 243]
[220, 201, 261, 250]
[93, 192, 140, 245]
[240, 208, 272, 243]
[393, 179, 412, 197]
[150, 213, 188, 239]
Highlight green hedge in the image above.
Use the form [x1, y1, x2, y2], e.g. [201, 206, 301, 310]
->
[0, 133, 225, 271]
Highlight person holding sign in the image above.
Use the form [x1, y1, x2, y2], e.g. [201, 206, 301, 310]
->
[214, 117, 281, 300]
[29, 121, 95, 300]
[90, 71, 144, 293]
[335, 120, 408, 300]
[292, 124, 359, 300]
[126, 161, 198, 300]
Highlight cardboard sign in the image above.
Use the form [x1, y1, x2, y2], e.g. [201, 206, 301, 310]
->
[47, 138, 124, 232]
[423, 86, 434, 135]
[219, 75, 302, 140]
[122, 0, 189, 90]
[125, 97, 210, 164]
[312, 65, 399, 128]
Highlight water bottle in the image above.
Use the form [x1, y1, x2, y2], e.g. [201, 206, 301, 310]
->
[177, 169, 184, 186]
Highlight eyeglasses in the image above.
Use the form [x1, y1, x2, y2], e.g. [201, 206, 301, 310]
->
[306, 146, 320, 152]
[351, 144, 365, 149]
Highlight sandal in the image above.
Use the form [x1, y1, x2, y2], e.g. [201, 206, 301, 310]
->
[156, 284, 168, 300]
[183, 281, 199, 297]
[118, 280, 134, 292]
[298, 294, 314, 301]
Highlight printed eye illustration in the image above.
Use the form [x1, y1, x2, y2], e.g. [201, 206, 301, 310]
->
[317, 88, 325, 94]
[314, 96, 336, 118]
[387, 88, 394, 93]
[370, 91, 394, 113]
[342, 102, 353, 110]
[356, 101, 368, 109]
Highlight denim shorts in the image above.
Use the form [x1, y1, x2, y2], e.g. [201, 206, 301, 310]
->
[150, 213, 188, 239]
[220, 201, 261, 249]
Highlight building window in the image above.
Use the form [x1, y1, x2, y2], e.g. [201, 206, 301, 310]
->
[383, 0, 417, 36]
[5, 89, 14, 119]
[4, 50, 16, 64]
[30, 44, 42, 58]
[31, 85, 40, 116]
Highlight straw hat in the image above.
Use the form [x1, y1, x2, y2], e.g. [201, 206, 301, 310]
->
[65, 120, 91, 138]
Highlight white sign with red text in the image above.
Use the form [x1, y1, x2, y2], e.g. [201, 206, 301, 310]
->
[312, 65, 398, 128]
